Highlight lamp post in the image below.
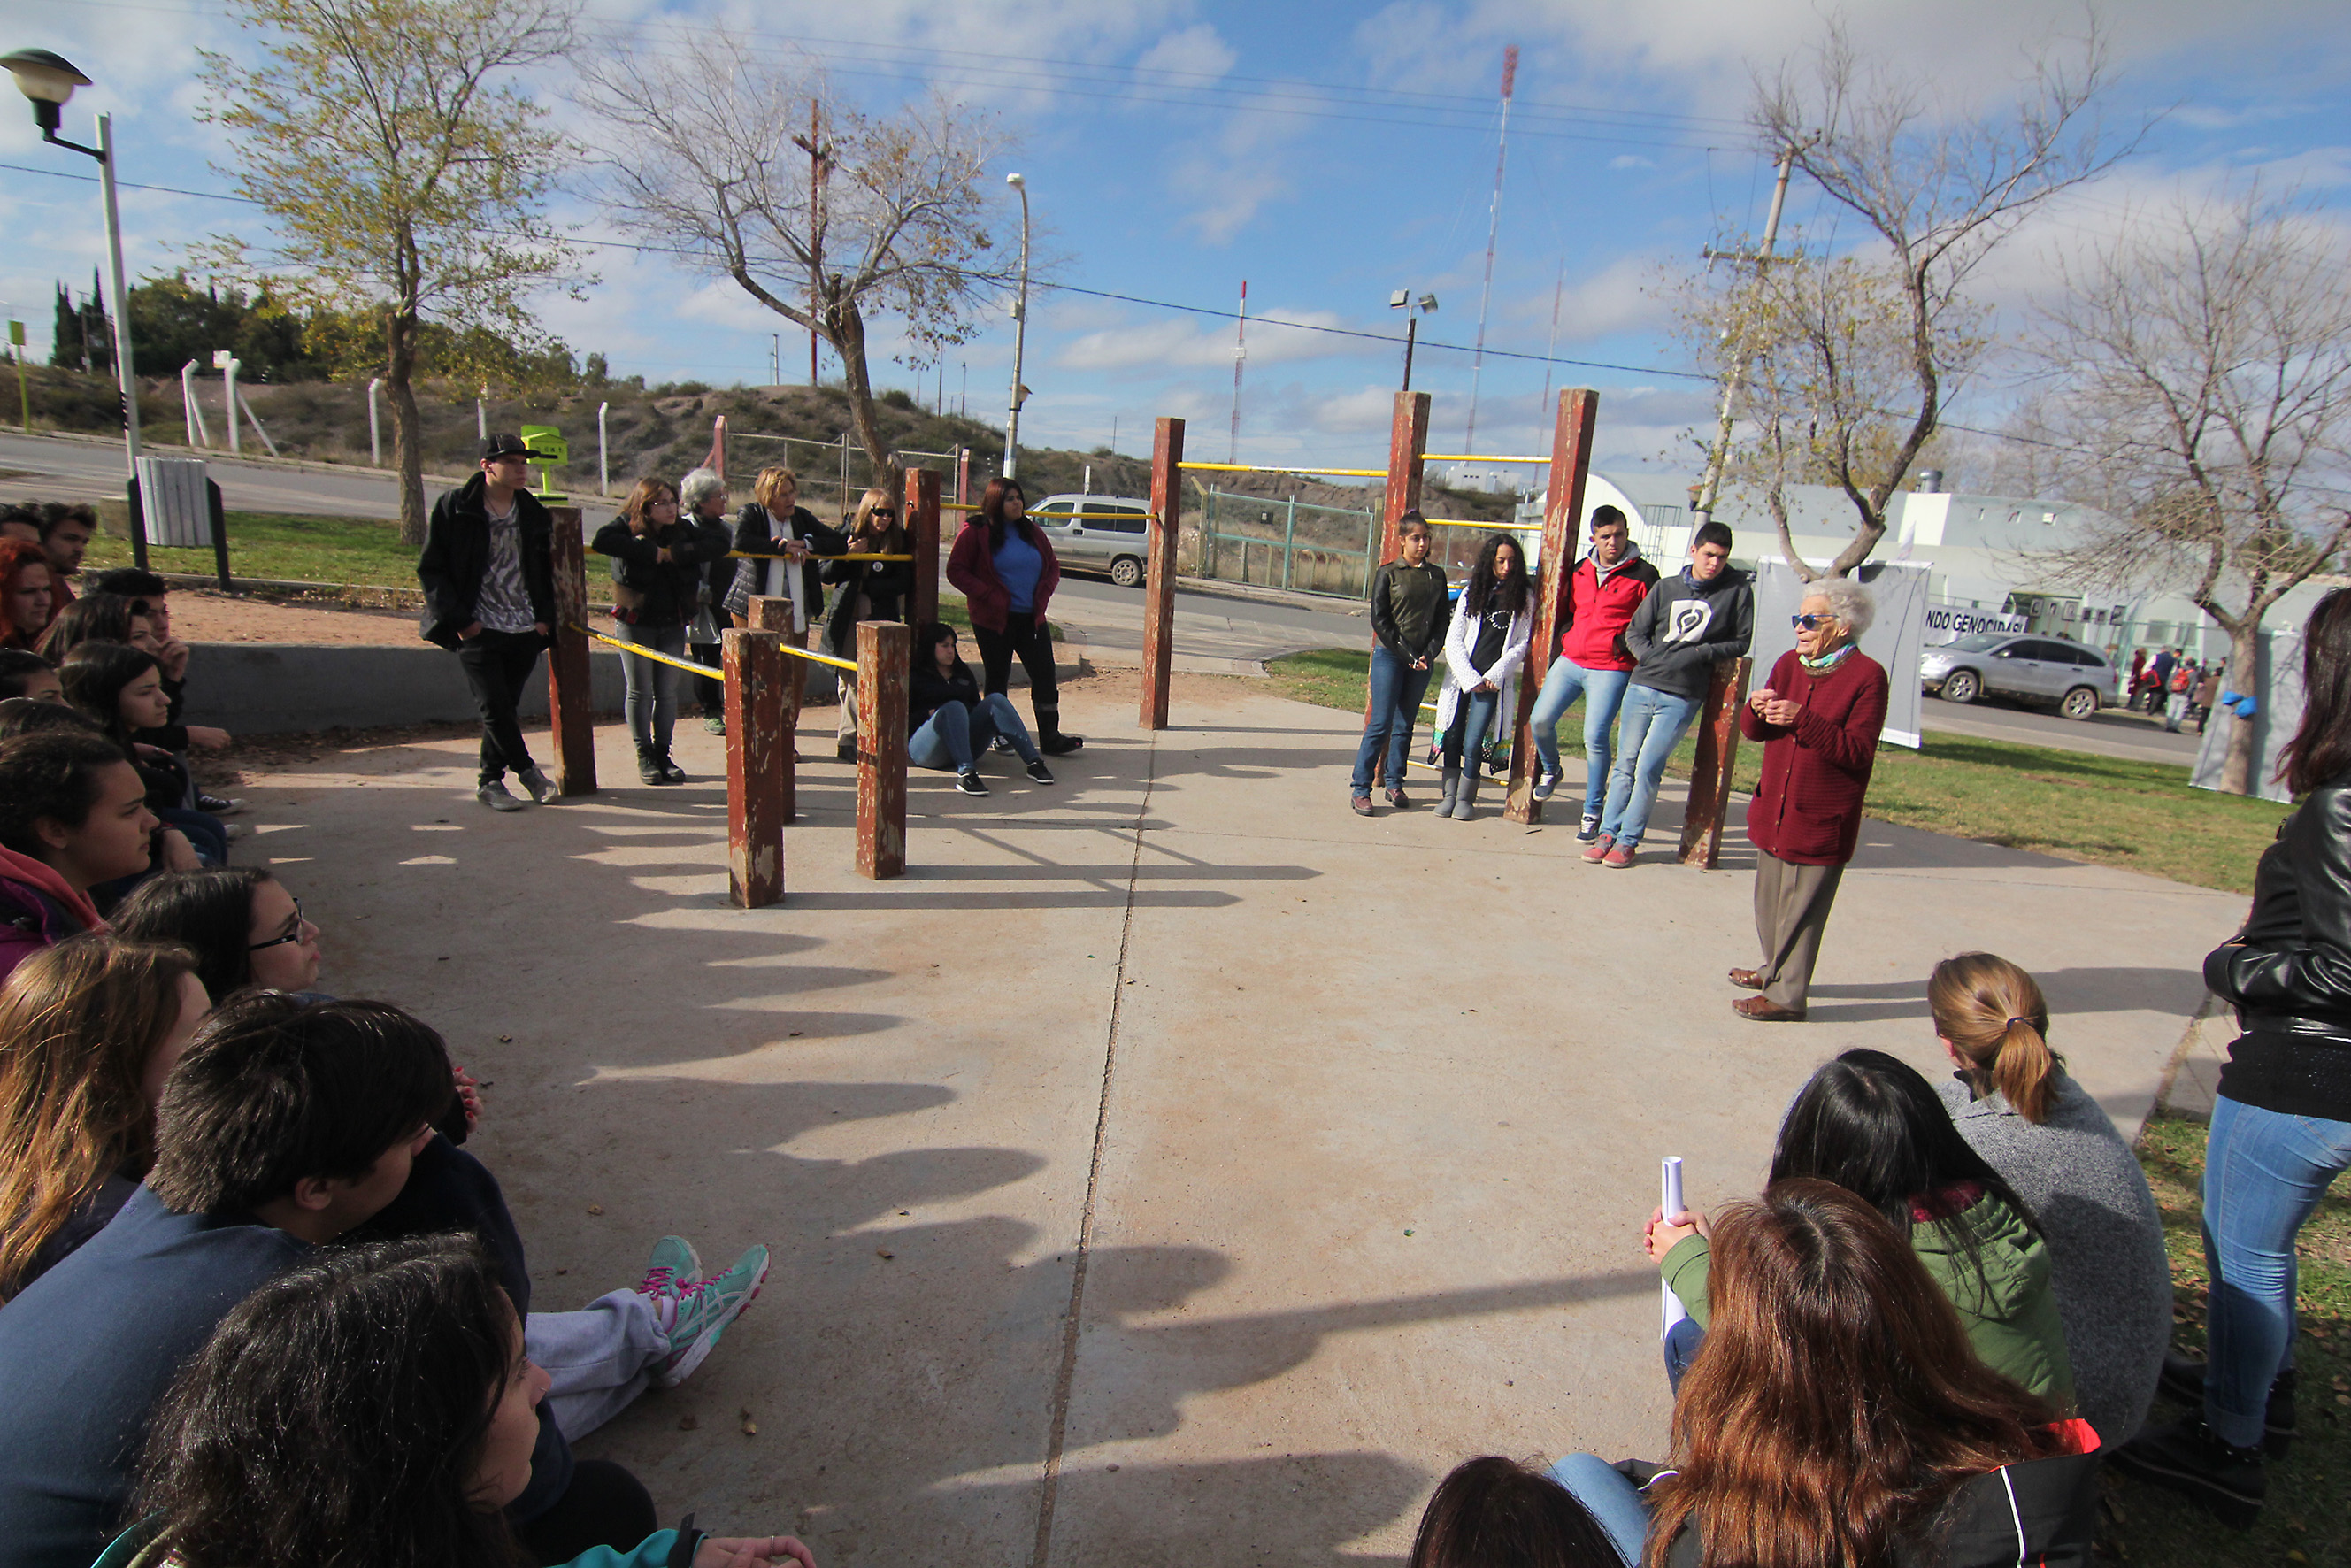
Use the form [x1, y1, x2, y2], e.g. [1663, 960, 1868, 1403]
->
[1003, 171, 1031, 480]
[1389, 288, 1438, 392]
[4, 49, 140, 479]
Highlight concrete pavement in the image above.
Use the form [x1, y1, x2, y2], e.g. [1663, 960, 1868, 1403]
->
[226, 674, 2239, 1565]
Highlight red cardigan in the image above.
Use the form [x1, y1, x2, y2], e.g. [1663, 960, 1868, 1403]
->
[945, 519, 1060, 634]
[1738, 649, 1889, 865]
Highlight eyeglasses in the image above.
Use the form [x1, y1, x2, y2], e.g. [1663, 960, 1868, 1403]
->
[247, 896, 308, 952]
[1791, 613, 1840, 630]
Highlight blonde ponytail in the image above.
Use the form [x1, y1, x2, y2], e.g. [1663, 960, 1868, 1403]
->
[1927, 953, 2061, 1124]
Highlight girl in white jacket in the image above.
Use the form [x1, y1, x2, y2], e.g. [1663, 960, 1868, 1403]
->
[1434, 534, 1533, 819]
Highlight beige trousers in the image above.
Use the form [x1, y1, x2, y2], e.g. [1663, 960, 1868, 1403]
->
[1752, 850, 1846, 1011]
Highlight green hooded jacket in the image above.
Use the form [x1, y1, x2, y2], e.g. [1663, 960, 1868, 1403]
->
[1661, 1190, 2077, 1414]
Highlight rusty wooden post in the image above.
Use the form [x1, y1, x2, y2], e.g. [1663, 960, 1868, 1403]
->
[724, 626, 786, 907]
[1504, 389, 1601, 826]
[1366, 391, 1433, 788]
[910, 466, 940, 631]
[1678, 656, 1754, 869]
[544, 504, 597, 796]
[749, 595, 802, 819]
[1141, 416, 1185, 729]
[856, 620, 909, 880]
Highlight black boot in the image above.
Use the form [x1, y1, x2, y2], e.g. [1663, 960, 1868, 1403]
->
[636, 743, 667, 786]
[657, 750, 687, 784]
[1036, 703, 1083, 756]
[2156, 1355, 2296, 1457]
[2109, 1416, 2266, 1528]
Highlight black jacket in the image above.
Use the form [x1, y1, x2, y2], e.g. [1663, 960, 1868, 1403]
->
[726, 503, 847, 620]
[2205, 777, 2351, 1121]
[416, 476, 557, 649]
[592, 514, 731, 627]
[822, 546, 916, 661]
[910, 655, 980, 731]
[1369, 560, 1452, 663]
[1625, 565, 1754, 700]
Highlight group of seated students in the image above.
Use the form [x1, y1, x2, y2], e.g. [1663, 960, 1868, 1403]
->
[0, 857, 798, 1568]
[1403, 952, 2177, 1567]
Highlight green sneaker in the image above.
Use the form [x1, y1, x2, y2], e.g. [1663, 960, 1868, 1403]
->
[638, 1235, 701, 1296]
[654, 1243, 770, 1387]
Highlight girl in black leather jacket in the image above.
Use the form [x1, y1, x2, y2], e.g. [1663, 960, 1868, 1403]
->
[592, 478, 731, 784]
[2113, 588, 2351, 1526]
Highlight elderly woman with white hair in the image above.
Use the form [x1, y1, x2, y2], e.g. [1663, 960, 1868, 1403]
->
[678, 465, 735, 734]
[1727, 575, 1890, 1021]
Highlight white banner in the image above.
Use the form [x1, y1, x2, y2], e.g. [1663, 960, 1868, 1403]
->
[1922, 603, 2030, 644]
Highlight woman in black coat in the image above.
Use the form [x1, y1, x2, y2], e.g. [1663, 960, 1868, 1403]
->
[592, 478, 730, 785]
[825, 487, 916, 762]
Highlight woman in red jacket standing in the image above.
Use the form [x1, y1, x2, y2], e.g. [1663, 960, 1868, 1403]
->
[1728, 578, 1888, 1022]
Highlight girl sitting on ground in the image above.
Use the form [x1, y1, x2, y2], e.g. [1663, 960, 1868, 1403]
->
[1560, 1180, 2099, 1568]
[120, 1234, 815, 1568]
[113, 866, 325, 1005]
[0, 935, 207, 1301]
[0, 730, 196, 985]
[59, 641, 232, 866]
[824, 487, 916, 763]
[1927, 952, 2172, 1449]
[908, 621, 1051, 798]
[0, 649, 64, 703]
[594, 476, 732, 786]
[1433, 533, 1533, 821]
[1407, 1455, 1621, 1568]
[0, 538, 53, 652]
[1648, 1048, 2077, 1413]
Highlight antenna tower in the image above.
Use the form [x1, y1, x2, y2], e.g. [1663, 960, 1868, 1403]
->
[1230, 280, 1247, 463]
[1464, 44, 1517, 457]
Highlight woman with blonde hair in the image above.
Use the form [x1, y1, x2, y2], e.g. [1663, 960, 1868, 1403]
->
[724, 465, 843, 638]
[0, 934, 207, 1299]
[1929, 952, 2170, 1449]
[824, 486, 915, 762]
[592, 477, 729, 785]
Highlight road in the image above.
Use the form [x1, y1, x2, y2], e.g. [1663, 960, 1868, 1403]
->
[1915, 692, 2207, 765]
[0, 431, 421, 519]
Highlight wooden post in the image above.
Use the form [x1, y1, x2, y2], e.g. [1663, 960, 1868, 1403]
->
[1504, 389, 1601, 825]
[545, 504, 597, 796]
[856, 620, 909, 880]
[1367, 391, 1433, 788]
[1678, 656, 1754, 869]
[1141, 416, 1185, 729]
[748, 596, 800, 821]
[910, 466, 941, 631]
[725, 626, 786, 907]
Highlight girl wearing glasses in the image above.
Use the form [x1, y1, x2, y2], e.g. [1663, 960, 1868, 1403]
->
[825, 487, 917, 763]
[1728, 579, 1888, 1020]
[114, 866, 324, 1003]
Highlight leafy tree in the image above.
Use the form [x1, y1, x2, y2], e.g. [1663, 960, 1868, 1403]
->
[50, 273, 111, 374]
[127, 273, 320, 380]
[196, 0, 583, 543]
[577, 32, 1017, 490]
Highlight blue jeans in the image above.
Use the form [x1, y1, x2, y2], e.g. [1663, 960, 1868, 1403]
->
[1529, 657, 1633, 819]
[1441, 688, 1502, 771]
[910, 694, 1040, 772]
[614, 619, 685, 751]
[1597, 683, 1701, 848]
[1542, 1454, 1648, 1568]
[1663, 1315, 1705, 1393]
[1352, 644, 1434, 794]
[2201, 1094, 2351, 1448]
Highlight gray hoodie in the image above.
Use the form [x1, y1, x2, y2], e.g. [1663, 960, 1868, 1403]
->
[1625, 563, 1754, 700]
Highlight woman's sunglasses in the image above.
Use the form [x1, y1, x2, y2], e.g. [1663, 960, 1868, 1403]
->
[1790, 612, 1840, 630]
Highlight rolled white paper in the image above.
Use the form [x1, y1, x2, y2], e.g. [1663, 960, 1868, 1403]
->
[1661, 1155, 1688, 1339]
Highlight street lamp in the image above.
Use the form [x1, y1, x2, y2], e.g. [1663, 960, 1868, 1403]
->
[1389, 288, 1438, 392]
[1003, 171, 1032, 480]
[4, 48, 142, 479]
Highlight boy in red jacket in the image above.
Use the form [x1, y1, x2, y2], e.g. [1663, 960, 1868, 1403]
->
[1525, 507, 1658, 839]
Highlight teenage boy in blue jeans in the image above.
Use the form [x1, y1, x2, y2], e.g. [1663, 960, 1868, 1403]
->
[1587, 519, 1752, 868]
[1527, 505, 1659, 839]
[1352, 513, 1451, 815]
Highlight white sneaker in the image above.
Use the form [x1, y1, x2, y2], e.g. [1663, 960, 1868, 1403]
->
[1532, 766, 1562, 802]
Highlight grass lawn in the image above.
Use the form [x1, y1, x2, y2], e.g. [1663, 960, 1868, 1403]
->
[85, 511, 416, 588]
[1265, 648, 2289, 895]
[2115, 1112, 2348, 1565]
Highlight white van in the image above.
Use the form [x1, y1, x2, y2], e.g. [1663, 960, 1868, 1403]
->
[1028, 493, 1154, 588]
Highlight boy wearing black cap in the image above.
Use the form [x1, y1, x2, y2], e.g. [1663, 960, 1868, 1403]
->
[419, 436, 560, 812]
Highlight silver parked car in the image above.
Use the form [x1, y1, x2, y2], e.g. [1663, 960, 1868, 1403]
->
[1028, 493, 1153, 588]
[1921, 633, 2118, 720]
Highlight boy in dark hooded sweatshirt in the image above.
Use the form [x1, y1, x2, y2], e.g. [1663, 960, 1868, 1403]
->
[1587, 519, 1752, 867]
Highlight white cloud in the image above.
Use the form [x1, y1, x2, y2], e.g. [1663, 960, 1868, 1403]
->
[1057, 308, 1352, 373]
[1133, 23, 1237, 85]
[1610, 154, 1656, 170]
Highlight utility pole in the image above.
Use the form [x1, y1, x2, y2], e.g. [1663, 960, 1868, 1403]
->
[1003, 172, 1032, 480]
[1694, 150, 1794, 523]
[1464, 44, 1517, 456]
[1536, 259, 1562, 434]
[1229, 279, 1247, 464]
[795, 101, 826, 386]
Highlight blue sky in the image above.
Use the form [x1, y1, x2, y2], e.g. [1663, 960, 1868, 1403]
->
[3, 0, 2348, 480]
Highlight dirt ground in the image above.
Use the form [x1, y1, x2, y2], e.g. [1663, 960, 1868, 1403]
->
[169, 588, 426, 648]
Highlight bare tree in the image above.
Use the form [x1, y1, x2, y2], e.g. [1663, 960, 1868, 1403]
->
[198, 0, 582, 545]
[577, 33, 1015, 488]
[1720, 17, 2139, 575]
[2025, 191, 2351, 795]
